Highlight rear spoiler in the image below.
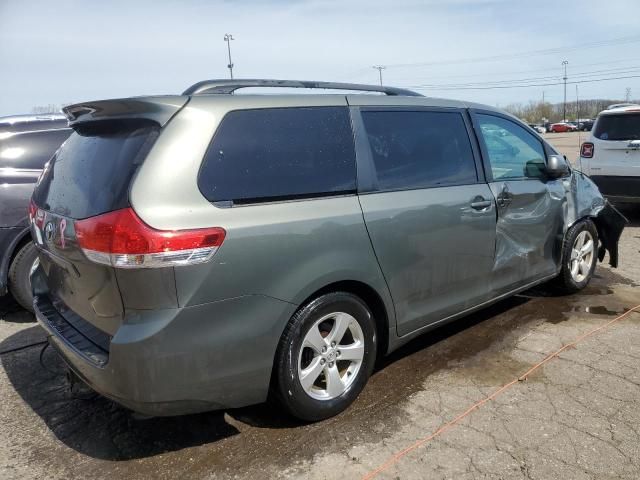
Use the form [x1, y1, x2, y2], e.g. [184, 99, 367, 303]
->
[62, 96, 189, 127]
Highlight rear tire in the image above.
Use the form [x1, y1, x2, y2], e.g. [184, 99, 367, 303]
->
[8, 241, 38, 312]
[274, 292, 377, 422]
[552, 220, 598, 294]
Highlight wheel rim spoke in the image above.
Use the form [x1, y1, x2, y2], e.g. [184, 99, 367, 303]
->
[300, 356, 324, 392]
[570, 259, 580, 277]
[324, 364, 345, 397]
[581, 240, 593, 255]
[338, 342, 364, 362]
[579, 259, 589, 276]
[328, 312, 351, 345]
[303, 325, 326, 354]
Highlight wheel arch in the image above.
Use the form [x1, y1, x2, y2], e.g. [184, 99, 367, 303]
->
[0, 226, 32, 296]
[294, 280, 392, 359]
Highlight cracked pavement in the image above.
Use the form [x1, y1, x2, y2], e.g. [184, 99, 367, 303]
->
[1, 206, 639, 480]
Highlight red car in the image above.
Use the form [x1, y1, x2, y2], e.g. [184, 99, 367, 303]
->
[550, 122, 578, 133]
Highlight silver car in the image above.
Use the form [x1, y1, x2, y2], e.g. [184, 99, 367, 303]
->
[29, 80, 626, 421]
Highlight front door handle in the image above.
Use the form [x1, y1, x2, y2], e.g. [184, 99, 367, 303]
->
[470, 199, 492, 210]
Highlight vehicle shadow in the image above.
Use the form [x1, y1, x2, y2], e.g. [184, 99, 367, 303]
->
[0, 294, 35, 323]
[0, 292, 535, 460]
[0, 268, 616, 461]
[0, 326, 240, 461]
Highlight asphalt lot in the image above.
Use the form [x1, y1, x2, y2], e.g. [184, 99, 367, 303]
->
[1, 136, 639, 479]
[541, 131, 589, 166]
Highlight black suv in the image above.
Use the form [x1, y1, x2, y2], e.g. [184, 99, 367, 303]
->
[0, 114, 71, 310]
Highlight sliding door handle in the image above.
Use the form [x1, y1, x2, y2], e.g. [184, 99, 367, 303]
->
[470, 199, 492, 210]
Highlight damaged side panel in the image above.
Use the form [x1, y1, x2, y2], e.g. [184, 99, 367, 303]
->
[563, 171, 627, 267]
[488, 178, 564, 296]
[487, 170, 625, 299]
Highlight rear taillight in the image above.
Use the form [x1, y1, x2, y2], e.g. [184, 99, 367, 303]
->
[580, 142, 594, 158]
[74, 208, 226, 269]
[29, 199, 44, 228]
[28, 199, 37, 221]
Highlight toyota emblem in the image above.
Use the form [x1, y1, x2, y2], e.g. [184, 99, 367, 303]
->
[44, 221, 56, 242]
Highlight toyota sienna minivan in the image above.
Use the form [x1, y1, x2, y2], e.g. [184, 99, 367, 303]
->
[30, 80, 626, 421]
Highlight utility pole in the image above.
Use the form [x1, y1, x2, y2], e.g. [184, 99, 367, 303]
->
[224, 33, 235, 79]
[562, 60, 568, 121]
[625, 87, 632, 102]
[542, 91, 545, 104]
[372, 65, 386, 86]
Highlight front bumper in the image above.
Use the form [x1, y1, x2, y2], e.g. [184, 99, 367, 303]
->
[590, 175, 640, 203]
[33, 286, 296, 416]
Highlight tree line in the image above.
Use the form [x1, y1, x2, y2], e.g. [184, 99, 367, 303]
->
[503, 98, 638, 124]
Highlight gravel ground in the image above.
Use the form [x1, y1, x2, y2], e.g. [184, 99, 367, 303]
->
[0, 135, 638, 479]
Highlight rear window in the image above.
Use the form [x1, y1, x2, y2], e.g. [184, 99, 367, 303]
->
[32, 120, 159, 219]
[0, 129, 71, 169]
[198, 107, 356, 205]
[361, 110, 477, 191]
[593, 113, 640, 140]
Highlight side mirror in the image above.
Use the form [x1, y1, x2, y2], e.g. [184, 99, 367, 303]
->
[545, 154, 569, 178]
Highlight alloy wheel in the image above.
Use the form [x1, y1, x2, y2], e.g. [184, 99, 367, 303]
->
[297, 312, 365, 401]
[569, 230, 594, 283]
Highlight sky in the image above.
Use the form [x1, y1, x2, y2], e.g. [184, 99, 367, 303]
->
[1, 0, 640, 116]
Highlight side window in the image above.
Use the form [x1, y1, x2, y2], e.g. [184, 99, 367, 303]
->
[476, 114, 546, 180]
[198, 107, 356, 205]
[0, 129, 71, 169]
[360, 110, 477, 191]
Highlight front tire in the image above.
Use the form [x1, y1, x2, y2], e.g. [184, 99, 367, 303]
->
[8, 241, 38, 312]
[274, 292, 377, 422]
[553, 220, 598, 294]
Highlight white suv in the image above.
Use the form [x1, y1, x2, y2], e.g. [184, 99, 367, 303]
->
[579, 104, 640, 203]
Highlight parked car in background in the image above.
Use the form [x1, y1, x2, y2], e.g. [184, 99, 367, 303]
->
[577, 119, 594, 131]
[606, 103, 638, 110]
[528, 123, 546, 134]
[579, 104, 640, 203]
[0, 114, 71, 310]
[550, 122, 578, 133]
[30, 79, 625, 421]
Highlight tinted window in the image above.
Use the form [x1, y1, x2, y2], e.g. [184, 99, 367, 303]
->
[32, 121, 159, 219]
[476, 114, 546, 180]
[361, 110, 477, 191]
[0, 129, 71, 169]
[593, 113, 640, 140]
[198, 107, 356, 204]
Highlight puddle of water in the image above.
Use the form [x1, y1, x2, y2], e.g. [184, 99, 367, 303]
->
[563, 305, 629, 317]
[584, 305, 628, 316]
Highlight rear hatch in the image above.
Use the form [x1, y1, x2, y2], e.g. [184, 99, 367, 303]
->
[591, 112, 640, 177]
[30, 97, 187, 336]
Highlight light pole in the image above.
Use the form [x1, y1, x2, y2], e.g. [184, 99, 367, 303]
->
[562, 60, 568, 121]
[372, 65, 386, 86]
[224, 33, 235, 79]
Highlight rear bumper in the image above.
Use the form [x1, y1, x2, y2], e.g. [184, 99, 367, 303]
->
[33, 282, 296, 416]
[590, 175, 640, 203]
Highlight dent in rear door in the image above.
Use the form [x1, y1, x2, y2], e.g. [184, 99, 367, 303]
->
[353, 106, 496, 336]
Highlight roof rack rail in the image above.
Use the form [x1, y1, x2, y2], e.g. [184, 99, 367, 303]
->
[182, 79, 422, 97]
